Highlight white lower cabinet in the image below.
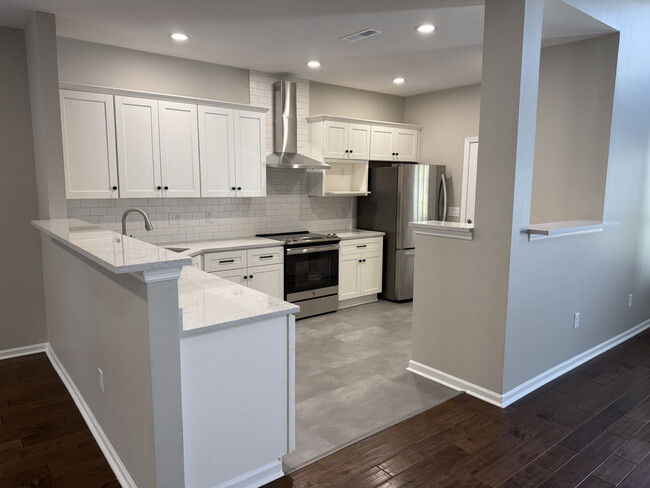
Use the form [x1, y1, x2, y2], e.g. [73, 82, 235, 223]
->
[338, 237, 383, 304]
[204, 247, 284, 299]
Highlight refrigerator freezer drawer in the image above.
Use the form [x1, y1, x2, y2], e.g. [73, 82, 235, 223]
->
[394, 249, 416, 301]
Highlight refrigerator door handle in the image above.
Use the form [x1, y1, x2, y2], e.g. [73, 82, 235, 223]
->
[438, 174, 448, 222]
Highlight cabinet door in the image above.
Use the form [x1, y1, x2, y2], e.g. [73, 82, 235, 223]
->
[234, 111, 265, 197]
[210, 269, 245, 286]
[199, 106, 236, 197]
[370, 126, 394, 161]
[115, 96, 162, 198]
[348, 124, 371, 160]
[60, 91, 118, 199]
[359, 251, 382, 296]
[393, 129, 419, 162]
[339, 254, 361, 300]
[159, 101, 200, 198]
[247, 263, 284, 299]
[323, 121, 349, 159]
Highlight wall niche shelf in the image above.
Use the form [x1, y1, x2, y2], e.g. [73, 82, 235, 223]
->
[526, 220, 619, 241]
[308, 161, 369, 197]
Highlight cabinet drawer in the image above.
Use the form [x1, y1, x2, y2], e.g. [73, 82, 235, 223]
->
[203, 250, 247, 272]
[247, 247, 283, 267]
[341, 237, 382, 255]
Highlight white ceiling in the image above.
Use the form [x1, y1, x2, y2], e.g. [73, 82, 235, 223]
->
[0, 0, 614, 96]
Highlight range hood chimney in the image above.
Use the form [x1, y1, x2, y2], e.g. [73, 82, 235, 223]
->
[265, 80, 330, 170]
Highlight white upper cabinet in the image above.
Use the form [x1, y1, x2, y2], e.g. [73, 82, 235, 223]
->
[369, 126, 394, 160]
[314, 119, 370, 161]
[199, 107, 265, 198]
[370, 126, 420, 162]
[60, 90, 118, 199]
[115, 96, 162, 198]
[198, 106, 236, 198]
[158, 101, 201, 198]
[234, 111, 265, 197]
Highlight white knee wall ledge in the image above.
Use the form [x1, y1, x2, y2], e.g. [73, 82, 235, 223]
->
[408, 318, 650, 408]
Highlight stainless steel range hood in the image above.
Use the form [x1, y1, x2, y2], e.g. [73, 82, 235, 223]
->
[266, 80, 330, 170]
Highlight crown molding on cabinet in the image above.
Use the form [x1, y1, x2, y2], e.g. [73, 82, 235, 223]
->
[59, 82, 269, 114]
[307, 114, 422, 131]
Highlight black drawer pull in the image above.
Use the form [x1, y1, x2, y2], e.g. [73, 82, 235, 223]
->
[218, 259, 235, 264]
[260, 255, 274, 259]
[356, 244, 367, 248]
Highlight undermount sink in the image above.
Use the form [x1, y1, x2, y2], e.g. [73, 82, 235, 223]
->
[164, 247, 190, 253]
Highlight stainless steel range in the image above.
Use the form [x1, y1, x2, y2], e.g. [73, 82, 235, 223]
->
[257, 231, 340, 319]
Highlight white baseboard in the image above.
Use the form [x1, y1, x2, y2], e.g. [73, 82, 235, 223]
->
[407, 360, 503, 407]
[409, 318, 650, 408]
[45, 345, 137, 488]
[0, 342, 48, 360]
[500, 318, 650, 407]
[215, 460, 284, 488]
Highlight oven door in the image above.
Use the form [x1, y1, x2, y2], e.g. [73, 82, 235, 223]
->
[285, 244, 339, 302]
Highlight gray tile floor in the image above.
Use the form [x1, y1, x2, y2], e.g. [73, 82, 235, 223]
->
[283, 299, 459, 472]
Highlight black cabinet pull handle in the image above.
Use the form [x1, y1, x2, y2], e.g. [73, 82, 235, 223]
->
[243, 275, 247, 280]
[358, 259, 362, 263]
[364, 259, 367, 262]
[356, 244, 367, 248]
[349, 150, 353, 153]
[260, 255, 274, 259]
[164, 186, 169, 190]
[231, 187, 236, 191]
[112, 186, 118, 190]
[345, 150, 349, 153]
[237, 186, 242, 190]
[396, 153, 399, 156]
[249, 275, 253, 279]
[219, 259, 235, 264]
[157, 186, 162, 190]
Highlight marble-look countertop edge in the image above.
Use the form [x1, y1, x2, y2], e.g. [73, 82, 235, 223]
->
[180, 307, 300, 338]
[33, 219, 191, 274]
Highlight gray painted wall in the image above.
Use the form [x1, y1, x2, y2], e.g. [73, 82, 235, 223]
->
[411, 0, 650, 396]
[309, 81, 405, 122]
[503, 1, 650, 391]
[0, 26, 47, 351]
[57, 38, 250, 104]
[403, 84, 481, 217]
[530, 34, 617, 224]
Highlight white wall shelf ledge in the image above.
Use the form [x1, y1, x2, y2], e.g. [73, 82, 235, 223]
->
[411, 221, 474, 240]
[526, 220, 619, 241]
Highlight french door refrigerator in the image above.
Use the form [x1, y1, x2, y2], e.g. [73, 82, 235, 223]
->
[357, 162, 447, 301]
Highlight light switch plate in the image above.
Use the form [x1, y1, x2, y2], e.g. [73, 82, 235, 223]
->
[169, 214, 183, 226]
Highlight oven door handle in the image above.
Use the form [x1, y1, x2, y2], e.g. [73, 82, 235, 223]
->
[286, 244, 340, 255]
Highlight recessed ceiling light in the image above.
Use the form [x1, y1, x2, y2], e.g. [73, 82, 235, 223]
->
[306, 60, 321, 68]
[393, 77, 406, 85]
[170, 33, 189, 41]
[417, 24, 436, 33]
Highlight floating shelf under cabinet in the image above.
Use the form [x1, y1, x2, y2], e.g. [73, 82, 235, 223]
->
[308, 161, 369, 197]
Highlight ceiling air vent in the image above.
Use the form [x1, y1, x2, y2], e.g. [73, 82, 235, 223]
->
[341, 28, 382, 42]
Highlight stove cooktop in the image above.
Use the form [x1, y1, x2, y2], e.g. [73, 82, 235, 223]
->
[256, 231, 340, 245]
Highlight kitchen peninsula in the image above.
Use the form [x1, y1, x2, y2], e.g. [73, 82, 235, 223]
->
[32, 218, 298, 488]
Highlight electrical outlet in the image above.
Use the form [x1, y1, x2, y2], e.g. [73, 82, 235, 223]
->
[628, 294, 633, 308]
[206, 212, 215, 224]
[169, 214, 182, 226]
[573, 312, 580, 329]
[448, 207, 460, 218]
[98, 368, 104, 394]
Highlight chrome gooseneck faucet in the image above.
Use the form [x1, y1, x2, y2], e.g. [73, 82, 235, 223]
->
[121, 208, 154, 236]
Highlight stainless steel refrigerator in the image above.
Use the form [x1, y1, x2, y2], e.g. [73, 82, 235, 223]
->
[357, 162, 447, 301]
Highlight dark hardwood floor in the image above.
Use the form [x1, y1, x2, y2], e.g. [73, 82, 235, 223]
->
[0, 352, 119, 488]
[1, 329, 648, 488]
[266, 329, 650, 488]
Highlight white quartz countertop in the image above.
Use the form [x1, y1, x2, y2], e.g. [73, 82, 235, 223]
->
[163, 237, 283, 257]
[410, 221, 474, 240]
[329, 229, 385, 240]
[178, 267, 299, 336]
[166, 229, 385, 257]
[32, 218, 192, 274]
